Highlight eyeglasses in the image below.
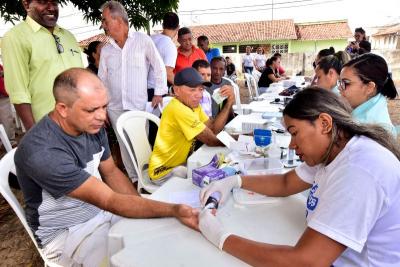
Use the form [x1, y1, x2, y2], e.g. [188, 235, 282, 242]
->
[337, 79, 351, 91]
[52, 34, 64, 54]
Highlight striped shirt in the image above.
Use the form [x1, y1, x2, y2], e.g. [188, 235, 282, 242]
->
[15, 116, 110, 247]
[98, 31, 167, 111]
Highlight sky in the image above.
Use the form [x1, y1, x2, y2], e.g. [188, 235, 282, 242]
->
[0, 0, 399, 41]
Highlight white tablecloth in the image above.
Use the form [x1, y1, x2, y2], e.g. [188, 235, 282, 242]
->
[108, 178, 307, 267]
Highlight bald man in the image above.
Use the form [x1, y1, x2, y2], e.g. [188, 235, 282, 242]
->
[14, 68, 198, 266]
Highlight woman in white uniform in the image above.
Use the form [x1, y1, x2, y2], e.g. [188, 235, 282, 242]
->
[199, 88, 400, 267]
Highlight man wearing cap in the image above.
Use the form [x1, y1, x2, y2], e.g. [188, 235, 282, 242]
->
[148, 67, 235, 184]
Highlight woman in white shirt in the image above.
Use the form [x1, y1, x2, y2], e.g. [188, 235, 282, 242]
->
[254, 47, 267, 72]
[199, 88, 400, 267]
[242, 46, 255, 74]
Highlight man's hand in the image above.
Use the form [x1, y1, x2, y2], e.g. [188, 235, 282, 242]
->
[219, 85, 235, 105]
[152, 95, 163, 108]
[200, 175, 242, 206]
[173, 204, 200, 230]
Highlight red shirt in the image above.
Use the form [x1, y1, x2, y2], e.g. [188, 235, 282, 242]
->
[278, 65, 286, 76]
[175, 45, 207, 74]
[0, 64, 8, 97]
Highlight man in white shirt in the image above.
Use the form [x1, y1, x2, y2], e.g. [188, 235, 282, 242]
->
[98, 1, 167, 183]
[148, 12, 179, 87]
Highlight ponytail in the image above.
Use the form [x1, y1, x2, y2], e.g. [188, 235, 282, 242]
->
[381, 75, 398, 99]
[266, 56, 279, 66]
[344, 53, 398, 99]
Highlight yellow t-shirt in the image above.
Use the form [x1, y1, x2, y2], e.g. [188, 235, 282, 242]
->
[149, 98, 209, 180]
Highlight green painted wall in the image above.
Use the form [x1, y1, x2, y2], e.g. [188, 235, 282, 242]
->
[289, 39, 348, 53]
[210, 39, 348, 54]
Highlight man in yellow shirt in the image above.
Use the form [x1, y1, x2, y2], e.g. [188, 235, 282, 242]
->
[149, 67, 235, 183]
[2, 0, 83, 130]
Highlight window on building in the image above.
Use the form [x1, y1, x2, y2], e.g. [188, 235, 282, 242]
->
[271, 43, 289, 54]
[238, 44, 258, 53]
[222, 45, 237, 53]
[238, 44, 272, 53]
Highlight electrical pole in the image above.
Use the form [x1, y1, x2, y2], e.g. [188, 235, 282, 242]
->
[272, 0, 274, 20]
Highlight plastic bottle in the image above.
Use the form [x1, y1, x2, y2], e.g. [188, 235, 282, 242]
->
[267, 133, 281, 159]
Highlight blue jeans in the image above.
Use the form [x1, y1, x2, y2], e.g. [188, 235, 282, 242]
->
[244, 67, 253, 74]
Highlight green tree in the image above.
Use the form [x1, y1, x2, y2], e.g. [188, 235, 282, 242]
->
[0, 0, 179, 34]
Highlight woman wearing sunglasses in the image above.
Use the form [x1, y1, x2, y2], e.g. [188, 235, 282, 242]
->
[198, 88, 400, 267]
[339, 53, 397, 137]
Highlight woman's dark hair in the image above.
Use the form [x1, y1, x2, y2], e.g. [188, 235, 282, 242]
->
[83, 41, 101, 64]
[343, 53, 397, 99]
[316, 51, 350, 75]
[162, 12, 179, 30]
[266, 56, 279, 66]
[317, 47, 335, 59]
[283, 87, 400, 160]
[355, 27, 366, 40]
[358, 40, 371, 54]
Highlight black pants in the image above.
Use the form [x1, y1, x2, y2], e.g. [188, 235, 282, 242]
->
[147, 88, 158, 148]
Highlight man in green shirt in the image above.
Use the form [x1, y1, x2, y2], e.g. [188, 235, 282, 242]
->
[2, 0, 83, 130]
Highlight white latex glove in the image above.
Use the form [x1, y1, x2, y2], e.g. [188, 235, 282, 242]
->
[200, 175, 242, 206]
[199, 209, 232, 250]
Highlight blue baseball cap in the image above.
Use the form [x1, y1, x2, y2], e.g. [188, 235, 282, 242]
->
[174, 67, 212, 87]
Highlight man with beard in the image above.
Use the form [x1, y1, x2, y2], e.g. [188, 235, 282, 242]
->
[2, 0, 83, 131]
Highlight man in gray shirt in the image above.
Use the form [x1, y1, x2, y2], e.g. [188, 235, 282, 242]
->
[207, 56, 236, 119]
[15, 68, 197, 266]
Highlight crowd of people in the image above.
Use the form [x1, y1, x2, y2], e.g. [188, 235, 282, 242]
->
[0, 0, 399, 266]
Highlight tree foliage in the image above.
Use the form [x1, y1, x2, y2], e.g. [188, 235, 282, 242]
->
[0, 0, 179, 32]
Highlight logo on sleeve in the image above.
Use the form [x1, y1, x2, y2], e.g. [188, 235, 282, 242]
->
[306, 183, 319, 218]
[190, 119, 201, 128]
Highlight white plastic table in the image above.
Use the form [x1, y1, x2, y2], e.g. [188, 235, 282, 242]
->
[108, 178, 307, 267]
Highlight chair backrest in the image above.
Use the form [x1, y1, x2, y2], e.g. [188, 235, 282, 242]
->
[0, 124, 12, 152]
[0, 149, 32, 238]
[116, 111, 161, 192]
[222, 77, 242, 112]
[158, 96, 173, 113]
[0, 148, 66, 267]
[244, 73, 259, 98]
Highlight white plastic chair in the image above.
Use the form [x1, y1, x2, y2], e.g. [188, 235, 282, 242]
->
[0, 124, 12, 152]
[10, 105, 26, 133]
[244, 73, 259, 99]
[0, 148, 62, 267]
[116, 111, 161, 194]
[222, 77, 242, 113]
[158, 96, 173, 114]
